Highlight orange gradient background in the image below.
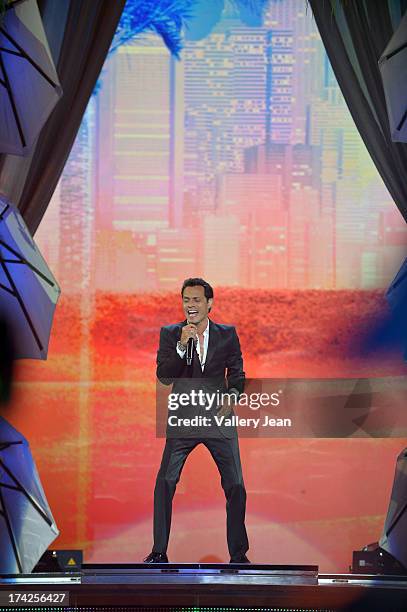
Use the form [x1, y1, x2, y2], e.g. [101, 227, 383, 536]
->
[7, 289, 407, 571]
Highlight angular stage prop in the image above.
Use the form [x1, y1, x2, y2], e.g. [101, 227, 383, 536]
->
[379, 447, 407, 571]
[0, 196, 60, 359]
[0, 0, 62, 155]
[0, 417, 59, 573]
[379, 10, 407, 142]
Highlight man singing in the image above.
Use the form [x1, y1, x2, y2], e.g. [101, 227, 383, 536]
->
[144, 277, 249, 564]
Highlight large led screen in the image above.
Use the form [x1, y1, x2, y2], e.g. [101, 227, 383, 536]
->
[8, 0, 407, 572]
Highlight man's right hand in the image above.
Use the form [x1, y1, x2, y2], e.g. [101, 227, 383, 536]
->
[179, 324, 198, 347]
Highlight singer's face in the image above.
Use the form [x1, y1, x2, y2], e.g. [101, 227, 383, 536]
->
[182, 285, 213, 325]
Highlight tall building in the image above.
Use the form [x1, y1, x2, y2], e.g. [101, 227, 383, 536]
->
[290, 9, 325, 145]
[288, 144, 326, 288]
[95, 33, 185, 233]
[94, 35, 185, 290]
[183, 20, 294, 212]
[218, 172, 287, 287]
[109, 40, 172, 232]
[183, 25, 237, 212]
[265, 29, 294, 145]
[229, 27, 268, 166]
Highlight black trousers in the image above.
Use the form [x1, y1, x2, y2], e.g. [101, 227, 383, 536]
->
[153, 436, 249, 558]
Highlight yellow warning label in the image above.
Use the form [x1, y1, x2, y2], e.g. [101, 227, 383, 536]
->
[67, 558, 77, 566]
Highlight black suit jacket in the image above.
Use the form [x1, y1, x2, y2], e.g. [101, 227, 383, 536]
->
[156, 319, 245, 438]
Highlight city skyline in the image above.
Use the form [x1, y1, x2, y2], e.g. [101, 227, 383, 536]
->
[36, 0, 407, 293]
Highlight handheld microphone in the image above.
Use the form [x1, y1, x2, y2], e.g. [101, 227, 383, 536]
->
[186, 337, 194, 366]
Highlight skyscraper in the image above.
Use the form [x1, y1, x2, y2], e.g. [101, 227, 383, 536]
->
[94, 35, 183, 290]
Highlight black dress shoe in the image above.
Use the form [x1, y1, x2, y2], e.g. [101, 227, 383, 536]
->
[143, 552, 169, 563]
[229, 554, 250, 564]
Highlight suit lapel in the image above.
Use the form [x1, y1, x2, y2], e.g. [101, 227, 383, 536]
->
[205, 319, 219, 370]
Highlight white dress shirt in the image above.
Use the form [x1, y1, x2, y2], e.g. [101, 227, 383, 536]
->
[176, 319, 209, 371]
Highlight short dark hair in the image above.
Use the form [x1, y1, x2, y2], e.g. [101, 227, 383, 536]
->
[181, 278, 214, 301]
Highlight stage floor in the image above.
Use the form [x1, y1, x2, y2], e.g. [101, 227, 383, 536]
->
[1, 564, 407, 611]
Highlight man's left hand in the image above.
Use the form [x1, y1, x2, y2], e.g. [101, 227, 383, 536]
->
[216, 392, 238, 417]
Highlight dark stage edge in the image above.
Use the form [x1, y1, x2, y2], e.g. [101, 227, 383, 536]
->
[1, 564, 407, 611]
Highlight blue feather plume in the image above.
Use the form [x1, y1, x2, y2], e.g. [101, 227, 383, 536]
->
[111, 0, 269, 57]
